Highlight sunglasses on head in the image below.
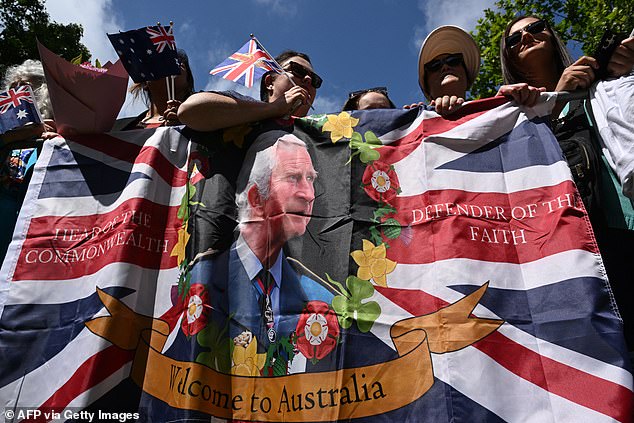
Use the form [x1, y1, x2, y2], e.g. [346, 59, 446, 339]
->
[424, 53, 464, 73]
[505, 19, 547, 49]
[284, 61, 323, 89]
[348, 86, 388, 99]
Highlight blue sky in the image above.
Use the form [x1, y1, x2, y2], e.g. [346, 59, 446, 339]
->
[44, 0, 497, 116]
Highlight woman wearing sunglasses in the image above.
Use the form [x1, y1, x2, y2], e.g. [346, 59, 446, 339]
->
[501, 15, 634, 353]
[179, 50, 320, 132]
[501, 16, 634, 108]
[415, 25, 542, 115]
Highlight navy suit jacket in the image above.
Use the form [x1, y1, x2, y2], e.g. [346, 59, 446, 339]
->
[190, 245, 317, 352]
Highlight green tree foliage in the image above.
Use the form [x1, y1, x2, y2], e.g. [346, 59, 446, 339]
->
[470, 0, 634, 98]
[0, 0, 90, 79]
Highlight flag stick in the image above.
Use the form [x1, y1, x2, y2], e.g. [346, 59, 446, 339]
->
[165, 77, 172, 101]
[250, 34, 314, 111]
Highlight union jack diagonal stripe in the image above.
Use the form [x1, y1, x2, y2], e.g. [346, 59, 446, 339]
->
[210, 39, 282, 88]
[146, 25, 176, 53]
[0, 86, 34, 114]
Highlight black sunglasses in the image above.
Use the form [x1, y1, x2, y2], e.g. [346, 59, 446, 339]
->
[348, 86, 388, 99]
[424, 53, 464, 73]
[284, 61, 323, 89]
[505, 20, 547, 49]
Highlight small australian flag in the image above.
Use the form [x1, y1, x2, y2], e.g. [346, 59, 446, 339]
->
[0, 85, 42, 134]
[107, 25, 180, 83]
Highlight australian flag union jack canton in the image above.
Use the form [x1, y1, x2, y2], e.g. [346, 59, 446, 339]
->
[107, 25, 180, 83]
[210, 39, 282, 88]
[0, 85, 42, 134]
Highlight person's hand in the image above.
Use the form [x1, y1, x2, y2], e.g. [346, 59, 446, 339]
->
[271, 85, 312, 116]
[607, 36, 634, 78]
[41, 131, 59, 140]
[555, 56, 598, 91]
[43, 119, 56, 133]
[432, 95, 464, 116]
[403, 102, 425, 109]
[41, 119, 59, 139]
[496, 83, 545, 107]
[164, 100, 182, 126]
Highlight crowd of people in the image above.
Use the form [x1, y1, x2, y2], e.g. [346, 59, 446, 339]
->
[1, 17, 634, 351]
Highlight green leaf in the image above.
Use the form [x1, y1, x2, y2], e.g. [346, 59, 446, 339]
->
[195, 322, 232, 372]
[356, 301, 381, 333]
[382, 218, 402, 239]
[332, 295, 353, 329]
[359, 148, 380, 164]
[95, 58, 102, 68]
[347, 276, 375, 301]
[364, 131, 382, 145]
[71, 53, 82, 64]
[350, 131, 363, 144]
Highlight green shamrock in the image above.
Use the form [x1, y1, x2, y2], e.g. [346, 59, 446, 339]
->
[196, 320, 232, 373]
[331, 276, 381, 333]
[177, 182, 205, 222]
[348, 131, 382, 164]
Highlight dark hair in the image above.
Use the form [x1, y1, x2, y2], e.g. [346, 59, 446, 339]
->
[177, 49, 195, 97]
[130, 48, 195, 105]
[500, 15, 572, 85]
[259, 50, 312, 102]
[342, 88, 396, 111]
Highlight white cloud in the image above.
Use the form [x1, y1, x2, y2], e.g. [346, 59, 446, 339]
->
[45, 0, 123, 63]
[412, 0, 497, 51]
[206, 44, 236, 70]
[312, 95, 340, 115]
[252, 0, 298, 17]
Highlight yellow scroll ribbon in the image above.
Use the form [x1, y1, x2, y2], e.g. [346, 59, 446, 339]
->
[86, 283, 502, 422]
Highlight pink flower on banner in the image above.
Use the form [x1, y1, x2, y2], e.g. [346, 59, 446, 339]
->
[362, 161, 400, 205]
[295, 301, 340, 361]
[189, 151, 210, 184]
[79, 62, 108, 73]
[181, 283, 210, 336]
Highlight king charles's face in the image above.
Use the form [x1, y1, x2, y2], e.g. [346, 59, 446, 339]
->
[260, 145, 316, 241]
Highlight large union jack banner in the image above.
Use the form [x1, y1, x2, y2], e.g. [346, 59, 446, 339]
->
[0, 96, 631, 422]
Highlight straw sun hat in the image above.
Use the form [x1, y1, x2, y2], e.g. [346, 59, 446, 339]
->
[418, 25, 480, 100]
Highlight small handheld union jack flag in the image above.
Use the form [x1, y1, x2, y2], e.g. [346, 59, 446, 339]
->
[210, 38, 282, 88]
[107, 25, 180, 83]
[146, 25, 176, 54]
[0, 85, 42, 134]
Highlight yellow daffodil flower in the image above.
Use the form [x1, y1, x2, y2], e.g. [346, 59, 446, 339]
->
[350, 239, 397, 287]
[231, 336, 266, 376]
[322, 112, 359, 143]
[170, 223, 190, 265]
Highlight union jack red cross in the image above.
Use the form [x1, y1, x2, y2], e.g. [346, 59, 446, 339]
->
[146, 25, 176, 54]
[209, 39, 279, 88]
[0, 86, 34, 114]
